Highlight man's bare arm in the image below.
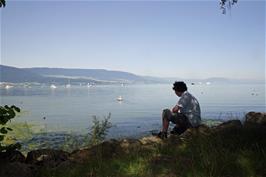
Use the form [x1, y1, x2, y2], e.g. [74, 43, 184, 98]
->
[172, 105, 180, 113]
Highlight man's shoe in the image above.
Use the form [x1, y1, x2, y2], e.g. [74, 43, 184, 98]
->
[157, 131, 167, 139]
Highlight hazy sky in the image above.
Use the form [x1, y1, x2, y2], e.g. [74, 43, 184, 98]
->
[0, 0, 265, 80]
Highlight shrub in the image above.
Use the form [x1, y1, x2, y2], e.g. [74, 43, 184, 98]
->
[0, 105, 21, 152]
[88, 113, 112, 145]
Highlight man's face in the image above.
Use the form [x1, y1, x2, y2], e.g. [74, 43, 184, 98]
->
[175, 90, 182, 97]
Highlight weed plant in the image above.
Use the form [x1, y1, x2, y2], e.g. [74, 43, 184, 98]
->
[37, 125, 266, 177]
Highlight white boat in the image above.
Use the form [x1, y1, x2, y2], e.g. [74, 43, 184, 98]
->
[87, 83, 92, 87]
[66, 80, 71, 88]
[5, 85, 13, 89]
[50, 84, 57, 89]
[117, 96, 123, 101]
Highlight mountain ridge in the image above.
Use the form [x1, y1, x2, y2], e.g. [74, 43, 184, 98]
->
[0, 65, 157, 84]
[0, 65, 264, 84]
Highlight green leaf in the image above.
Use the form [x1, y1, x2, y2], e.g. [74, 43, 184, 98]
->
[7, 109, 15, 119]
[0, 117, 9, 125]
[6, 127, 13, 131]
[0, 105, 21, 153]
[0, 127, 8, 134]
[11, 105, 20, 113]
[0, 107, 6, 114]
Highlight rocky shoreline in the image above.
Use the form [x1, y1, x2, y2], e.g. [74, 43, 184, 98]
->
[0, 112, 265, 177]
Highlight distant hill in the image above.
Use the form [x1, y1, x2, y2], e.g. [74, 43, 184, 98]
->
[0, 65, 45, 83]
[1, 65, 263, 84]
[0, 65, 157, 84]
[24, 67, 144, 83]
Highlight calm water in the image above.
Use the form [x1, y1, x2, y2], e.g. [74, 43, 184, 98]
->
[0, 83, 265, 138]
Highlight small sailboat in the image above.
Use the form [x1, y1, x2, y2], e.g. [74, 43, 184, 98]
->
[117, 96, 123, 101]
[50, 84, 57, 89]
[87, 83, 92, 88]
[5, 85, 13, 89]
[66, 80, 71, 88]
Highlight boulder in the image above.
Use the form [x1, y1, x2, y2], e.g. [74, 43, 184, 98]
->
[70, 139, 122, 162]
[26, 149, 69, 167]
[90, 139, 122, 158]
[179, 124, 211, 140]
[212, 120, 242, 132]
[69, 148, 92, 163]
[0, 162, 35, 177]
[0, 150, 25, 163]
[119, 139, 142, 153]
[196, 124, 211, 134]
[244, 112, 266, 127]
[140, 136, 163, 145]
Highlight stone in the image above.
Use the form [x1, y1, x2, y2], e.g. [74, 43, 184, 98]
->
[71, 139, 122, 161]
[140, 136, 163, 145]
[0, 150, 25, 163]
[179, 124, 211, 140]
[196, 124, 211, 134]
[90, 139, 122, 158]
[119, 138, 142, 153]
[69, 148, 92, 163]
[25, 149, 69, 167]
[213, 120, 242, 131]
[244, 112, 266, 127]
[0, 162, 35, 177]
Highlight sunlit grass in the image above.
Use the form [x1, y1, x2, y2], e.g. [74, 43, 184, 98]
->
[3, 116, 266, 177]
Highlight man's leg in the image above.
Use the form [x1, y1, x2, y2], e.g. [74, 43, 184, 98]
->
[162, 109, 172, 132]
[156, 109, 172, 139]
[171, 113, 192, 135]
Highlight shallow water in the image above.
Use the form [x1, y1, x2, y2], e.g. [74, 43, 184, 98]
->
[0, 83, 265, 138]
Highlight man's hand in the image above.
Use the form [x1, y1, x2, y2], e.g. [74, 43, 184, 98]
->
[172, 105, 180, 113]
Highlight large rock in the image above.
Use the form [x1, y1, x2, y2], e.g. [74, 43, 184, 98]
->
[0, 150, 25, 163]
[0, 162, 35, 177]
[69, 148, 92, 164]
[180, 124, 211, 140]
[119, 138, 142, 153]
[213, 120, 242, 132]
[244, 112, 266, 127]
[70, 139, 122, 163]
[91, 139, 122, 158]
[26, 149, 69, 167]
[140, 136, 163, 145]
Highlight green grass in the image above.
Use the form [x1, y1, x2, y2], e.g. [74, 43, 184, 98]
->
[2, 115, 265, 177]
[3, 122, 34, 145]
[35, 126, 266, 177]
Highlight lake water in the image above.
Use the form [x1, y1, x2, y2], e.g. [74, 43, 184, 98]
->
[0, 83, 265, 138]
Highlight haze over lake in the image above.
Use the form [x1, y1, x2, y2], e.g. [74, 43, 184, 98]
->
[1, 83, 265, 138]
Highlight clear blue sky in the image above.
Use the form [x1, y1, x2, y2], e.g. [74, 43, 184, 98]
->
[0, 0, 265, 80]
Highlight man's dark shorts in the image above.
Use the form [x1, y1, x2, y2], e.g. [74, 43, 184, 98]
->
[162, 109, 192, 134]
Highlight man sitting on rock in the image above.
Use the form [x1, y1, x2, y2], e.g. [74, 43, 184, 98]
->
[157, 81, 201, 139]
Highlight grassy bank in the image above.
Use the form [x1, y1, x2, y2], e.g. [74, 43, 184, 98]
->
[36, 126, 266, 177]
[4, 118, 222, 154]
